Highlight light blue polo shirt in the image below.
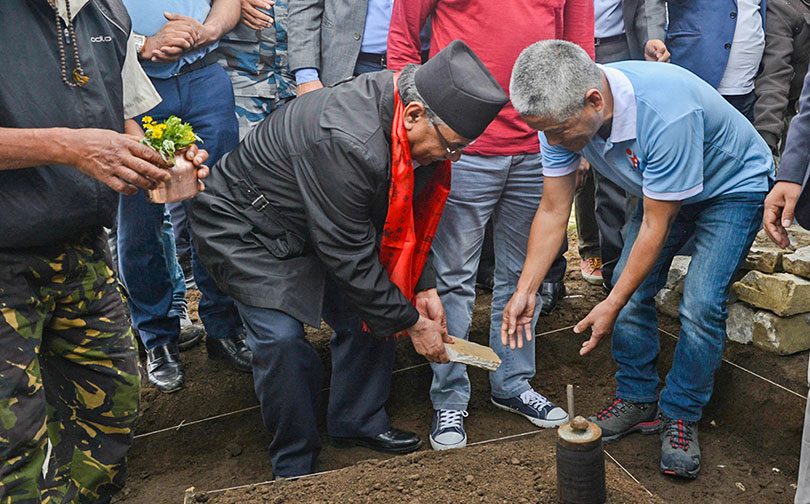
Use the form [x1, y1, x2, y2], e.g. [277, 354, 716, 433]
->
[540, 61, 774, 204]
[123, 0, 217, 79]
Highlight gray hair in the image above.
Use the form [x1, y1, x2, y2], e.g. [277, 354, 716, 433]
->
[510, 40, 602, 123]
[397, 64, 445, 125]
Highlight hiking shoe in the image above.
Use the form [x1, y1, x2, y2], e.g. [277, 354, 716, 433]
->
[588, 398, 660, 442]
[580, 257, 603, 285]
[491, 389, 568, 428]
[659, 415, 701, 479]
[430, 409, 468, 450]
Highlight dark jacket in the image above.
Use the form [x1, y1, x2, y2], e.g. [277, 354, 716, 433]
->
[190, 71, 436, 336]
[667, 0, 767, 89]
[753, 0, 810, 150]
[0, 0, 130, 248]
[776, 66, 810, 227]
[623, 0, 667, 60]
[288, 0, 368, 86]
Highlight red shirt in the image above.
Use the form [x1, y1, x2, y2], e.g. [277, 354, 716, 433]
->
[387, 0, 595, 156]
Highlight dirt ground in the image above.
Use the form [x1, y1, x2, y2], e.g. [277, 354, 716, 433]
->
[116, 231, 808, 504]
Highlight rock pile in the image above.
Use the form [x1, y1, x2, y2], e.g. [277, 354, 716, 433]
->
[654, 225, 810, 355]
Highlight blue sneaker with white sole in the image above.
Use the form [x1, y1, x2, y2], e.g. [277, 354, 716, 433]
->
[430, 409, 468, 450]
[491, 389, 568, 428]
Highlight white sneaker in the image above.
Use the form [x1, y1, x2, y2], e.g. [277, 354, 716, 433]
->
[429, 409, 468, 450]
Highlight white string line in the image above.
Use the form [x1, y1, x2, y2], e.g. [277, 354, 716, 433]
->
[658, 327, 808, 401]
[201, 431, 656, 498]
[133, 325, 579, 441]
[604, 448, 654, 497]
[536, 324, 577, 337]
[203, 428, 543, 496]
[204, 467, 343, 495]
[133, 405, 260, 439]
[466, 428, 542, 447]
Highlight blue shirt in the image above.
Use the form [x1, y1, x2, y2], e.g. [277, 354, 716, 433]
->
[361, 0, 393, 54]
[540, 61, 773, 203]
[123, 0, 218, 79]
[594, 0, 625, 39]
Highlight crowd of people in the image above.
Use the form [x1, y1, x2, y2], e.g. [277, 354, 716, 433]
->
[2, 0, 810, 502]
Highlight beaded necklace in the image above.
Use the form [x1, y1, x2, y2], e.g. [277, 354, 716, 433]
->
[51, 0, 89, 87]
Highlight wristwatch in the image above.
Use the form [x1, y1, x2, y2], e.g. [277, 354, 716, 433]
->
[132, 33, 147, 58]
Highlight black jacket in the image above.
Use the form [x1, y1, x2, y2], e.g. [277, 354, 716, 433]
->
[777, 66, 810, 227]
[190, 71, 436, 336]
[0, 0, 129, 248]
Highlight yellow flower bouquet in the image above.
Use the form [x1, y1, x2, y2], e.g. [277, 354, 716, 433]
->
[141, 115, 202, 164]
[140, 115, 203, 203]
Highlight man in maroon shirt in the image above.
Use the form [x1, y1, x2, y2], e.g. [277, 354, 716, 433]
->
[387, 0, 595, 450]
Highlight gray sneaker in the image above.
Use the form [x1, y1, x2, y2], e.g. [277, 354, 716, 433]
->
[588, 398, 661, 442]
[177, 309, 205, 351]
[659, 415, 701, 479]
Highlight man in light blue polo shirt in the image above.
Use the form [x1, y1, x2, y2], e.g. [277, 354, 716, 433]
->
[504, 40, 773, 479]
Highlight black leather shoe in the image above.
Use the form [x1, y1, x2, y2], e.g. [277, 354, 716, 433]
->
[206, 333, 252, 373]
[177, 312, 205, 351]
[146, 344, 185, 393]
[539, 280, 566, 316]
[330, 427, 422, 454]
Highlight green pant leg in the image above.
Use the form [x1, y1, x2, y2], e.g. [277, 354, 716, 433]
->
[0, 249, 56, 503]
[36, 235, 140, 504]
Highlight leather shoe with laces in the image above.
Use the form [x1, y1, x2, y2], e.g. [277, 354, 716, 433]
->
[206, 333, 252, 373]
[539, 280, 566, 315]
[146, 343, 185, 393]
[330, 427, 422, 454]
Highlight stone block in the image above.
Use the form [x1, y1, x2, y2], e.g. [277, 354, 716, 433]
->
[444, 336, 501, 372]
[655, 287, 681, 318]
[752, 311, 810, 355]
[783, 246, 810, 280]
[788, 224, 810, 250]
[743, 245, 785, 273]
[664, 256, 691, 294]
[725, 302, 755, 345]
[754, 224, 810, 251]
[732, 271, 810, 316]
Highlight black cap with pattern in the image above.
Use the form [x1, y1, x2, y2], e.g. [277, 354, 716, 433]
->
[414, 39, 509, 140]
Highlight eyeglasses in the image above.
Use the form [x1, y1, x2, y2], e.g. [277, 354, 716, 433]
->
[432, 123, 467, 156]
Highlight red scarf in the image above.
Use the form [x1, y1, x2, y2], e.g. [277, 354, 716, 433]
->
[372, 73, 452, 333]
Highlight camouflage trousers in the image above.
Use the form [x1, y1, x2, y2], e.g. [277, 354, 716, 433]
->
[233, 95, 290, 140]
[0, 229, 140, 504]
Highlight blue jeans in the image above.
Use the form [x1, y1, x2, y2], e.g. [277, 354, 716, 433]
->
[160, 208, 187, 315]
[612, 191, 765, 421]
[117, 63, 241, 349]
[429, 153, 567, 409]
[235, 279, 395, 477]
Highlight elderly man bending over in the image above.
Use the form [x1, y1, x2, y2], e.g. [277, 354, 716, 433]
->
[502, 40, 773, 479]
[190, 40, 508, 478]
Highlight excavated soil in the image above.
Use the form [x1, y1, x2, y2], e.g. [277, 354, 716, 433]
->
[116, 231, 808, 504]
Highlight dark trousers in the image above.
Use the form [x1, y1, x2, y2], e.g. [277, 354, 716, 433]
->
[723, 90, 756, 123]
[596, 173, 637, 288]
[235, 279, 396, 478]
[117, 63, 241, 349]
[575, 170, 600, 259]
[587, 36, 636, 288]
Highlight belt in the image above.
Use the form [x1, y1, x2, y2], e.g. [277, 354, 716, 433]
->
[175, 51, 218, 76]
[594, 33, 627, 47]
[357, 52, 387, 69]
